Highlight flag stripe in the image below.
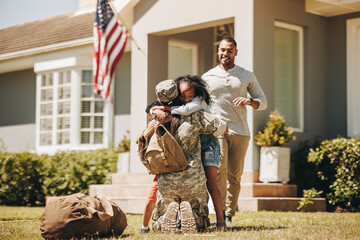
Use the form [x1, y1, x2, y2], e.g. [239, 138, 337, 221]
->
[93, 0, 128, 100]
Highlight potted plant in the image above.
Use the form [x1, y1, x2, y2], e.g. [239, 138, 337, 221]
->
[255, 111, 296, 184]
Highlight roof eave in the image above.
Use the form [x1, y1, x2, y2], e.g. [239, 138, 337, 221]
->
[0, 37, 93, 61]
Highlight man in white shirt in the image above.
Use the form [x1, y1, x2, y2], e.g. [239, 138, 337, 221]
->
[202, 38, 267, 227]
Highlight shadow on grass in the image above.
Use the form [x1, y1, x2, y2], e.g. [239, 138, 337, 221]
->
[205, 225, 287, 233]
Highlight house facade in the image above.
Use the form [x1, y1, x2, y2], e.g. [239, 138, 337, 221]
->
[0, 0, 359, 180]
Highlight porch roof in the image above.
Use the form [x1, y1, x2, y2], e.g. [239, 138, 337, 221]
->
[306, 0, 360, 17]
[0, 10, 93, 56]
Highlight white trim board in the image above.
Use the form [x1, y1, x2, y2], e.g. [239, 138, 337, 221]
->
[274, 21, 304, 132]
[347, 18, 360, 137]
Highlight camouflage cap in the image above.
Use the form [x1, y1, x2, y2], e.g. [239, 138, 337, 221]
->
[155, 79, 178, 104]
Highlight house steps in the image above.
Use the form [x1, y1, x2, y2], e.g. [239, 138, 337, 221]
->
[89, 173, 326, 214]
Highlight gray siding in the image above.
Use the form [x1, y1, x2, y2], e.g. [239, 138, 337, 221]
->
[254, 0, 329, 148]
[0, 69, 36, 151]
[0, 69, 36, 126]
[114, 51, 131, 146]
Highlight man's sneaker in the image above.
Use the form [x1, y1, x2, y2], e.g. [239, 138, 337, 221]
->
[162, 202, 180, 234]
[179, 201, 196, 234]
[139, 226, 150, 234]
[225, 216, 232, 227]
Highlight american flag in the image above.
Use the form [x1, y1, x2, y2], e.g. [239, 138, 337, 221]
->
[93, 0, 128, 100]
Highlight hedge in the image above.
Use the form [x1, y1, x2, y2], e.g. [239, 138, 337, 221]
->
[308, 137, 360, 211]
[0, 149, 118, 206]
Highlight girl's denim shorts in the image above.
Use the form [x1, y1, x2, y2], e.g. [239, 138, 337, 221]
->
[200, 134, 220, 168]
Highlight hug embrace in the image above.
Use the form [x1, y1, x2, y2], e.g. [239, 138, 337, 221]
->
[138, 37, 267, 234]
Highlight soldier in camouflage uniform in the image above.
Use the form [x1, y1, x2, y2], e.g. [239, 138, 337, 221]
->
[151, 79, 225, 232]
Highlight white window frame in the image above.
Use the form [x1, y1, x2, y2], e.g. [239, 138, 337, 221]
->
[274, 21, 304, 132]
[34, 57, 113, 154]
[347, 18, 360, 137]
[168, 39, 199, 76]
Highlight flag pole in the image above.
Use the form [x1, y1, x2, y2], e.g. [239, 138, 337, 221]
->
[107, 0, 143, 52]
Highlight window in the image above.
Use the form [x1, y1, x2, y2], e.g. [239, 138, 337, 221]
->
[274, 21, 304, 131]
[80, 70, 105, 145]
[36, 69, 109, 153]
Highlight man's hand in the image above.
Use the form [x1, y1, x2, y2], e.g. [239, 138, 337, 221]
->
[233, 97, 251, 107]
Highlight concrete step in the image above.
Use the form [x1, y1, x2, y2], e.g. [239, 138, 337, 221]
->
[111, 173, 154, 184]
[240, 183, 297, 198]
[238, 197, 326, 212]
[89, 184, 151, 198]
[111, 197, 147, 214]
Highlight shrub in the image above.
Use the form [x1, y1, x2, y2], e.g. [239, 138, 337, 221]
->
[308, 137, 360, 211]
[0, 151, 47, 206]
[297, 188, 323, 210]
[255, 111, 296, 147]
[0, 148, 118, 206]
[43, 148, 118, 197]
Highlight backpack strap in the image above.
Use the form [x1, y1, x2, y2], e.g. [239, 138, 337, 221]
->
[156, 124, 170, 167]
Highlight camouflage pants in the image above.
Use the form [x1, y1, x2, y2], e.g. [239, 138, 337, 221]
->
[152, 182, 209, 231]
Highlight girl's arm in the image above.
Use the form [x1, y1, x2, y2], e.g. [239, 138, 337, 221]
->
[171, 97, 203, 115]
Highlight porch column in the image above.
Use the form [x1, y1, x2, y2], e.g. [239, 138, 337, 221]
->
[129, 34, 168, 173]
[234, 0, 259, 182]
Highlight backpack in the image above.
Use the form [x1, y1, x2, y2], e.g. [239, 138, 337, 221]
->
[137, 121, 188, 175]
[40, 193, 127, 239]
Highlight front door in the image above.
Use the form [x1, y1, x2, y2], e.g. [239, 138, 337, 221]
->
[168, 40, 198, 79]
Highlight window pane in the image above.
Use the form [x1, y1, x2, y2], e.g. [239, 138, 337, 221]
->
[57, 117, 70, 130]
[81, 101, 91, 113]
[64, 101, 71, 114]
[81, 116, 91, 128]
[41, 75, 46, 86]
[40, 103, 52, 116]
[81, 132, 90, 144]
[59, 72, 64, 85]
[94, 132, 103, 144]
[94, 116, 103, 128]
[58, 102, 63, 114]
[41, 89, 53, 101]
[57, 117, 63, 130]
[65, 71, 71, 84]
[274, 26, 301, 128]
[58, 87, 64, 100]
[82, 70, 92, 83]
[64, 131, 70, 144]
[40, 118, 52, 130]
[82, 85, 92, 97]
[40, 133, 52, 146]
[57, 132, 63, 145]
[57, 131, 70, 145]
[48, 74, 53, 86]
[94, 101, 104, 113]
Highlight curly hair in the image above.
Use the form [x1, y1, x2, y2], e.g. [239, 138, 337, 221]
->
[174, 75, 212, 106]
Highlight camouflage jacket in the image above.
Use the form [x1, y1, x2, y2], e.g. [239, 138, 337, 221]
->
[158, 110, 223, 187]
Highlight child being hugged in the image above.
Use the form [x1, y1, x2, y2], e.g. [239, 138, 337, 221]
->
[151, 75, 227, 230]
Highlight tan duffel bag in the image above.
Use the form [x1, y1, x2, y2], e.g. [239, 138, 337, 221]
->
[40, 193, 127, 239]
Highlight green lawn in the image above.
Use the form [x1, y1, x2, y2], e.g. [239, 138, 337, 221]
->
[0, 206, 360, 240]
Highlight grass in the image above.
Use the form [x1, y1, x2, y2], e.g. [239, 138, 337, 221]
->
[0, 206, 360, 239]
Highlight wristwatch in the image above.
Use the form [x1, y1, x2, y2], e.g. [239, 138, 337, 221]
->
[249, 97, 254, 104]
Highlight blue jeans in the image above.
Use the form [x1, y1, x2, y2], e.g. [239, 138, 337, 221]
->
[200, 134, 220, 168]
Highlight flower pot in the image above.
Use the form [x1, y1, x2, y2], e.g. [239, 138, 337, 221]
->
[259, 146, 290, 184]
